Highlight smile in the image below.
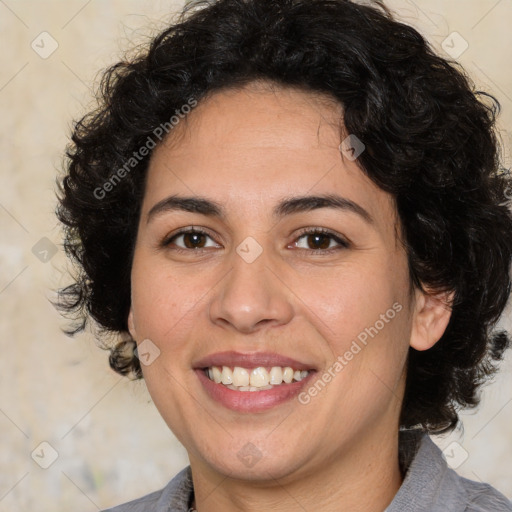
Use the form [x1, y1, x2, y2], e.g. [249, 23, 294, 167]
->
[204, 365, 310, 391]
[196, 366, 317, 412]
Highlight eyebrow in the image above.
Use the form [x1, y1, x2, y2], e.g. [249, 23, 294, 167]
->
[146, 193, 374, 225]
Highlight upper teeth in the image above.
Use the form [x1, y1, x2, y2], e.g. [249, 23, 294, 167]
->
[206, 366, 310, 388]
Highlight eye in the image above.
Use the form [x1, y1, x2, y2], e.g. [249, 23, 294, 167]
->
[161, 227, 350, 254]
[162, 228, 220, 252]
[292, 228, 350, 253]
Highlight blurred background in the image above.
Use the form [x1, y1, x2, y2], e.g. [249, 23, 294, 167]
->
[0, 0, 511, 510]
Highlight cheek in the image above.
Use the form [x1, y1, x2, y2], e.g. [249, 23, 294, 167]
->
[130, 253, 195, 341]
[303, 259, 411, 382]
[304, 264, 398, 334]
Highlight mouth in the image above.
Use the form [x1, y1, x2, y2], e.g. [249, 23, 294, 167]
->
[201, 365, 312, 391]
[193, 351, 318, 412]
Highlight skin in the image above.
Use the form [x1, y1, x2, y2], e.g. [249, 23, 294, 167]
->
[128, 80, 452, 512]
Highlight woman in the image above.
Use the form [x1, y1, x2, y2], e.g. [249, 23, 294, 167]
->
[56, 0, 512, 510]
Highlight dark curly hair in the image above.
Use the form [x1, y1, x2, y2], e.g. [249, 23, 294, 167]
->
[56, 0, 512, 434]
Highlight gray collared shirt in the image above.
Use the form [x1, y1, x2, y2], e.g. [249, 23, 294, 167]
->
[102, 434, 512, 511]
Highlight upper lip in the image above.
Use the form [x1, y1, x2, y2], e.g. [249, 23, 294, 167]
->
[193, 351, 317, 371]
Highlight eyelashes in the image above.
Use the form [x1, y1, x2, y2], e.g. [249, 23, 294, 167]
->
[161, 228, 220, 251]
[293, 227, 350, 252]
[160, 226, 350, 255]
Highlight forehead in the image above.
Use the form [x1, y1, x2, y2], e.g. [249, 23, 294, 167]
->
[143, 81, 397, 234]
[152, 82, 344, 174]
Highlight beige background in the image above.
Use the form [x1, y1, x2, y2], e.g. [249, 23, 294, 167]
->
[0, 1, 511, 510]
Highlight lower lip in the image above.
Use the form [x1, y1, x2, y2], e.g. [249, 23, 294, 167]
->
[195, 369, 317, 413]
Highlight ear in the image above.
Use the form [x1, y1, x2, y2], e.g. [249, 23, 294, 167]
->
[410, 288, 454, 351]
[128, 308, 137, 341]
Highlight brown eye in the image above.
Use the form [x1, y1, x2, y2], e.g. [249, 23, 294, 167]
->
[305, 233, 331, 250]
[181, 232, 207, 249]
[163, 229, 220, 251]
[294, 229, 349, 252]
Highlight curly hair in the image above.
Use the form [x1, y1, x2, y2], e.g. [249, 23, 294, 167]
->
[56, 0, 512, 434]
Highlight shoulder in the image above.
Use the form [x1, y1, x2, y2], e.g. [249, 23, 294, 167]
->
[388, 433, 512, 512]
[102, 488, 163, 512]
[100, 465, 194, 512]
[458, 477, 512, 512]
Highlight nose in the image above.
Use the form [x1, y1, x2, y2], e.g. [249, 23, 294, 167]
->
[208, 245, 294, 334]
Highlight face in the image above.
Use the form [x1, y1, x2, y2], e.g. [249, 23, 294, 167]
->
[128, 81, 449, 484]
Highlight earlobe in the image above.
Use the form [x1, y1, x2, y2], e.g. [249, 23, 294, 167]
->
[410, 289, 454, 351]
[128, 308, 137, 341]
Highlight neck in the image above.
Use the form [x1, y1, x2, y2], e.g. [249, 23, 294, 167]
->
[189, 428, 403, 512]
